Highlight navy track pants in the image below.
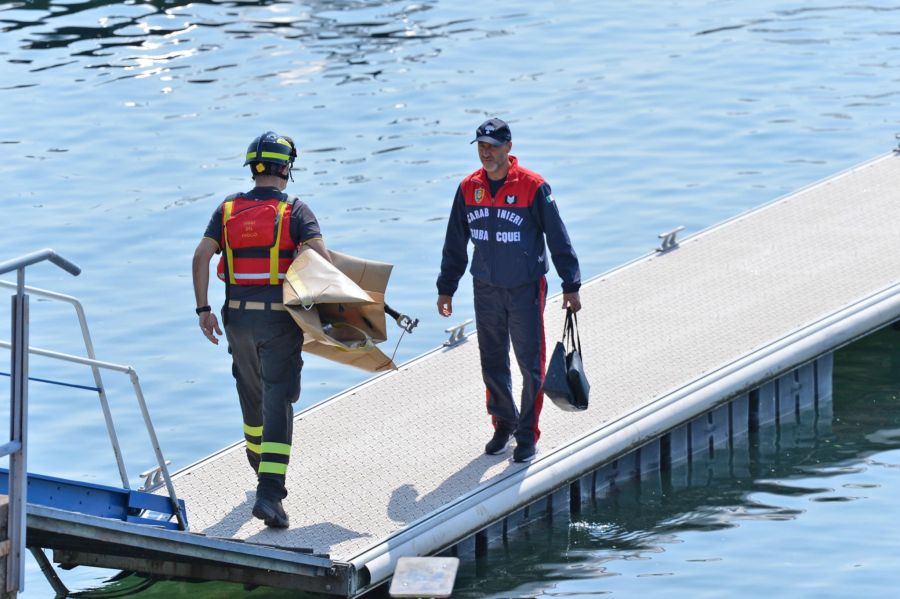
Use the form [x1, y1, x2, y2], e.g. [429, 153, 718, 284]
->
[473, 276, 547, 447]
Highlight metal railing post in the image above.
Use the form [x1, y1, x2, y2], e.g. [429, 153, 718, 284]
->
[128, 371, 187, 530]
[7, 267, 28, 593]
[72, 301, 130, 489]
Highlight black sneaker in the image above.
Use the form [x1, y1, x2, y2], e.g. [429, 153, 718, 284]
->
[513, 444, 536, 463]
[484, 429, 512, 455]
[252, 495, 290, 528]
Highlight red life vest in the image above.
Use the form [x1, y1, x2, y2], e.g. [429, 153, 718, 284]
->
[216, 197, 295, 285]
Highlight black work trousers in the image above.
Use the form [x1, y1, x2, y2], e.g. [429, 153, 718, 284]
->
[224, 305, 303, 501]
[473, 276, 547, 448]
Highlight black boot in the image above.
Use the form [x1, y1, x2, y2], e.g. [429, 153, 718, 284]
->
[252, 495, 289, 528]
[513, 443, 536, 463]
[484, 429, 512, 455]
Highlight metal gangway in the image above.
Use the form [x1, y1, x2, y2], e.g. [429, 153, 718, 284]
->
[0, 249, 185, 597]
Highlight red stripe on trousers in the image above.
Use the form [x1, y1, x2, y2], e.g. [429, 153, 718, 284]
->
[486, 388, 497, 429]
[533, 276, 547, 443]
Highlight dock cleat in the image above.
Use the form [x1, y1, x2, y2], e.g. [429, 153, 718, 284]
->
[252, 495, 290, 528]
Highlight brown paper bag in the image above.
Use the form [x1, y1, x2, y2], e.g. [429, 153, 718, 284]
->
[283, 248, 397, 372]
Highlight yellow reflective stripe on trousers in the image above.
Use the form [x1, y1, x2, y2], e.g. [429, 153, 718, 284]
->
[260, 441, 291, 456]
[243, 423, 263, 455]
[222, 200, 237, 285]
[270, 201, 289, 284]
[243, 423, 263, 437]
[258, 462, 288, 475]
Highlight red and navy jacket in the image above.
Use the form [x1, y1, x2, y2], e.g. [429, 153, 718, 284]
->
[437, 156, 581, 296]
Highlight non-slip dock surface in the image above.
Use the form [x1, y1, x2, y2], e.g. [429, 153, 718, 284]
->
[168, 153, 900, 561]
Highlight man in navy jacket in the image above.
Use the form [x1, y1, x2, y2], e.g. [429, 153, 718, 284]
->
[437, 118, 582, 463]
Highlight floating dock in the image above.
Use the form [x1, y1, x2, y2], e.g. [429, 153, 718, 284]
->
[18, 152, 900, 596]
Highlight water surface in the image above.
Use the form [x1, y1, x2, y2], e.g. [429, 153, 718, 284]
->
[2, 0, 900, 596]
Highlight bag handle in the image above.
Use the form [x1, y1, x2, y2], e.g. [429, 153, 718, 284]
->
[564, 307, 582, 355]
[560, 308, 573, 347]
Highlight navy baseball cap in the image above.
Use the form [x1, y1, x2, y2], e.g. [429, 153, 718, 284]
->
[470, 118, 511, 146]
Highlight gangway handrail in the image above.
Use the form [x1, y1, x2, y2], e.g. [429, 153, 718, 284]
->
[0, 280, 129, 490]
[1, 248, 81, 595]
[0, 249, 80, 278]
[0, 339, 187, 530]
[0, 249, 184, 596]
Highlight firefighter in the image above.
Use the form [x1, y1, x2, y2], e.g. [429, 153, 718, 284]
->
[192, 131, 331, 528]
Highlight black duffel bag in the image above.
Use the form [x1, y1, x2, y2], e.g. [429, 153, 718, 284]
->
[544, 308, 590, 411]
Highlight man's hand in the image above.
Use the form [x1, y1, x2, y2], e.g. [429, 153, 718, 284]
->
[437, 294, 453, 317]
[562, 291, 581, 313]
[192, 237, 220, 344]
[199, 311, 223, 345]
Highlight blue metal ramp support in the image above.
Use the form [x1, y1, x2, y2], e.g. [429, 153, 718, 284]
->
[0, 469, 187, 530]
